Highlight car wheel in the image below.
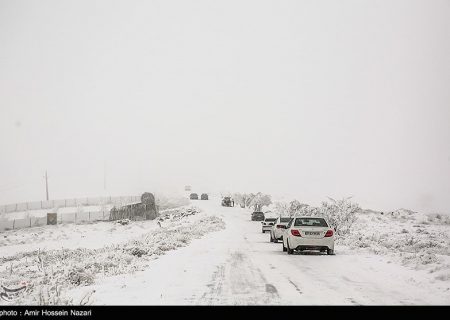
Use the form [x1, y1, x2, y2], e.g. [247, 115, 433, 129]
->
[287, 240, 294, 255]
[262, 229, 265, 233]
[327, 249, 334, 255]
[270, 233, 274, 242]
[273, 237, 278, 243]
[282, 242, 287, 252]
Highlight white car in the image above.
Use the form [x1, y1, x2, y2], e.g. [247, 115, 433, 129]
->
[282, 216, 335, 255]
[261, 217, 277, 233]
[269, 217, 292, 242]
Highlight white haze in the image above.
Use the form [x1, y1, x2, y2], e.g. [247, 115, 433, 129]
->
[0, 0, 449, 213]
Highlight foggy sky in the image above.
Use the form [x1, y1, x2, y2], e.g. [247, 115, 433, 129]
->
[1, 0, 449, 213]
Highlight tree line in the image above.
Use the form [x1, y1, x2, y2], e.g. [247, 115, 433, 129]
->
[233, 192, 360, 236]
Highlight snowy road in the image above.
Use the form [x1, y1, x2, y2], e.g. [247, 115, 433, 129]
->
[73, 199, 449, 305]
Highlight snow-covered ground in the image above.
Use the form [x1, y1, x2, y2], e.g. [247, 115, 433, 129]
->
[339, 208, 450, 284]
[0, 206, 224, 305]
[1, 197, 449, 305]
[0, 217, 159, 258]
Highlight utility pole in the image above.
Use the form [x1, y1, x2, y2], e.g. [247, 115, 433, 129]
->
[44, 170, 49, 201]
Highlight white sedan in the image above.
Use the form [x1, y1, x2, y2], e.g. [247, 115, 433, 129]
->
[282, 216, 335, 255]
[269, 217, 292, 242]
[261, 217, 277, 233]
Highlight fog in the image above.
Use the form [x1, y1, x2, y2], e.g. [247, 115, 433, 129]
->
[1, 0, 449, 213]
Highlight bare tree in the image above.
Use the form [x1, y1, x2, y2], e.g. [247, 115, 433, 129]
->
[233, 193, 246, 208]
[273, 201, 290, 216]
[233, 193, 255, 208]
[249, 192, 272, 212]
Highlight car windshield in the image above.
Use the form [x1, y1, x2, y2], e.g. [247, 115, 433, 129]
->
[280, 218, 291, 223]
[294, 217, 328, 227]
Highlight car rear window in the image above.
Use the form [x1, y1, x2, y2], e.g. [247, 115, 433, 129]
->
[294, 217, 328, 227]
[265, 218, 277, 222]
[280, 218, 291, 223]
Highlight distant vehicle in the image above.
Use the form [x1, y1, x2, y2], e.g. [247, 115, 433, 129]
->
[251, 211, 265, 221]
[221, 196, 233, 207]
[185, 185, 192, 191]
[270, 217, 293, 242]
[190, 193, 199, 200]
[201, 193, 209, 200]
[261, 217, 277, 233]
[282, 216, 335, 255]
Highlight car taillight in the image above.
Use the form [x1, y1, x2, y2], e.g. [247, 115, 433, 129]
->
[291, 229, 301, 237]
[276, 225, 284, 229]
[324, 230, 334, 237]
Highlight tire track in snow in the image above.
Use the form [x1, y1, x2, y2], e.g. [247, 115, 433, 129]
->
[197, 251, 280, 305]
[287, 279, 303, 295]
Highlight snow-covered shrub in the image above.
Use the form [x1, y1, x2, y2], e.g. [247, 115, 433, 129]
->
[67, 268, 94, 286]
[37, 284, 73, 305]
[388, 209, 417, 220]
[320, 197, 360, 236]
[426, 213, 450, 225]
[129, 247, 147, 257]
[116, 219, 130, 225]
[297, 205, 321, 217]
[288, 200, 309, 216]
[271, 200, 310, 217]
[402, 252, 440, 266]
[272, 201, 290, 216]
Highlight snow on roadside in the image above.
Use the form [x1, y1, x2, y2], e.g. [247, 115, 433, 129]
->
[337, 209, 450, 283]
[0, 207, 225, 305]
[0, 218, 160, 258]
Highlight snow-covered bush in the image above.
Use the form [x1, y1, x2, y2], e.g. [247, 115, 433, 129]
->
[67, 268, 94, 286]
[116, 219, 130, 225]
[288, 200, 309, 216]
[272, 201, 290, 216]
[320, 197, 360, 236]
[297, 205, 321, 217]
[426, 213, 450, 225]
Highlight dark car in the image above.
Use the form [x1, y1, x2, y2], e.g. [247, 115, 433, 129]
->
[251, 211, 265, 221]
[201, 193, 209, 200]
[221, 196, 233, 207]
[190, 193, 199, 200]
